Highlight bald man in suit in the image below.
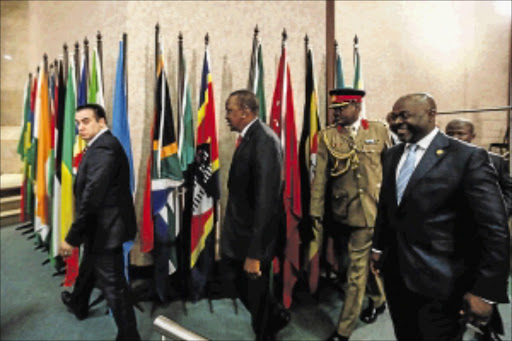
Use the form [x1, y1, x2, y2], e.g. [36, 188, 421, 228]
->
[371, 93, 509, 341]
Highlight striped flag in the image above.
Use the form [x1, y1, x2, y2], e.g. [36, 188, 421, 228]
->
[247, 29, 267, 122]
[299, 44, 321, 294]
[353, 36, 366, 118]
[335, 41, 345, 89]
[26, 73, 39, 221]
[47, 64, 58, 263]
[34, 61, 52, 244]
[149, 43, 184, 302]
[177, 36, 195, 293]
[178, 43, 195, 173]
[190, 43, 220, 300]
[73, 53, 88, 173]
[61, 58, 79, 287]
[88, 47, 105, 106]
[269, 39, 302, 309]
[51, 61, 66, 263]
[17, 77, 32, 222]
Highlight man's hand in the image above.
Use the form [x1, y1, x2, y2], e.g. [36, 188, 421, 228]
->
[59, 240, 74, 258]
[460, 292, 493, 328]
[370, 251, 382, 276]
[312, 217, 323, 231]
[244, 258, 261, 279]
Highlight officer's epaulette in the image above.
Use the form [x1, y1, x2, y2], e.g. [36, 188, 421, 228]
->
[366, 119, 388, 128]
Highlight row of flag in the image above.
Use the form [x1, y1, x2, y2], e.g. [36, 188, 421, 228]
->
[17, 28, 365, 308]
[16, 37, 133, 287]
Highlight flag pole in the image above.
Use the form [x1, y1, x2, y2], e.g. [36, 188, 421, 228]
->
[123, 33, 128, 111]
[305, 34, 309, 86]
[74, 42, 79, 95]
[44, 53, 48, 73]
[248, 25, 259, 90]
[97, 31, 104, 92]
[63, 44, 68, 84]
[178, 32, 183, 139]
[353, 35, 358, 65]
[155, 23, 160, 78]
[84, 37, 89, 95]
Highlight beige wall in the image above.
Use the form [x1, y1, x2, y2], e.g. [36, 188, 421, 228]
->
[335, 1, 511, 148]
[1, 1, 30, 174]
[1, 1, 510, 262]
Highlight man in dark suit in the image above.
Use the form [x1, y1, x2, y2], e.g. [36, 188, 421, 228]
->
[59, 104, 140, 341]
[220, 90, 290, 341]
[371, 93, 509, 341]
[445, 117, 511, 340]
[445, 118, 512, 215]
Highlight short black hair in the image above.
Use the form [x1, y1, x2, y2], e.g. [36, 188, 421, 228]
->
[446, 118, 475, 134]
[229, 89, 259, 115]
[76, 103, 108, 123]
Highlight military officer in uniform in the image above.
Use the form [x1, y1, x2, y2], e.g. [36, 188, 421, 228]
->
[310, 88, 390, 341]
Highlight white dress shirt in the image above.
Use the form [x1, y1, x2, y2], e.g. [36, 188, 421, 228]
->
[87, 127, 109, 147]
[395, 127, 439, 181]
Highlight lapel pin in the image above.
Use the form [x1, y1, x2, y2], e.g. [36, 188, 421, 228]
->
[436, 149, 444, 156]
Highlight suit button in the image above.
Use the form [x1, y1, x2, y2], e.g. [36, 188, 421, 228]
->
[358, 189, 364, 194]
[356, 174, 361, 179]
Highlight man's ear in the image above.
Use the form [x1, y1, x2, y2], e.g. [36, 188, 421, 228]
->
[428, 109, 437, 121]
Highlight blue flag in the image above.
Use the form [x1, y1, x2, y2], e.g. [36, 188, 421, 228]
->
[112, 41, 135, 193]
[112, 40, 135, 281]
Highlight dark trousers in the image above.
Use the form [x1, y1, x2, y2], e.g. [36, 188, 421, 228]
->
[72, 248, 140, 341]
[383, 255, 463, 341]
[220, 258, 280, 340]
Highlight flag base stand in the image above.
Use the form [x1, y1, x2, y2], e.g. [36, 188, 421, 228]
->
[21, 229, 33, 235]
[15, 222, 32, 230]
[52, 269, 66, 276]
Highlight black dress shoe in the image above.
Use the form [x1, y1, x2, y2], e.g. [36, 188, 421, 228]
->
[359, 299, 386, 324]
[269, 308, 291, 334]
[326, 331, 349, 341]
[61, 291, 88, 320]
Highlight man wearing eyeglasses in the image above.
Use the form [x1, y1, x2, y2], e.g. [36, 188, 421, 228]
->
[371, 93, 509, 340]
[310, 88, 390, 341]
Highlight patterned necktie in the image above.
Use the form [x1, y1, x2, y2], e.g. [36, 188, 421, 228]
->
[396, 143, 418, 204]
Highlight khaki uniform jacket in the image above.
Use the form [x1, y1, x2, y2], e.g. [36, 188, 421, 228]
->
[310, 120, 390, 228]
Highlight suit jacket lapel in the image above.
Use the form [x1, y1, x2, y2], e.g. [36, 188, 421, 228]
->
[389, 143, 405, 208]
[400, 131, 449, 203]
[233, 120, 260, 159]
